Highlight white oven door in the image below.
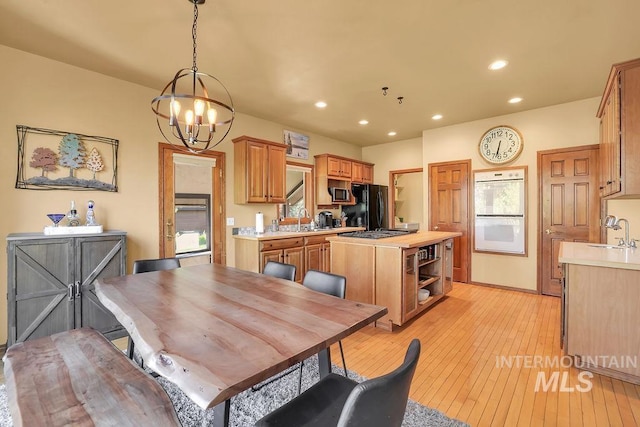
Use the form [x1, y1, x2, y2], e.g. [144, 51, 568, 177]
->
[474, 216, 525, 254]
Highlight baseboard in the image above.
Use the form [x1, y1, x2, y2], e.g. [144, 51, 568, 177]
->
[468, 281, 539, 294]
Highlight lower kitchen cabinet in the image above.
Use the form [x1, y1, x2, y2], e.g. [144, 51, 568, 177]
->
[6, 232, 127, 346]
[304, 234, 333, 273]
[234, 232, 344, 283]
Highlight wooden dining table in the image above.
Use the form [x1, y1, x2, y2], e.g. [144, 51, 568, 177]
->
[95, 263, 387, 426]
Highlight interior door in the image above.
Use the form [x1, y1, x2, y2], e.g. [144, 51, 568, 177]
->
[429, 160, 471, 283]
[539, 145, 600, 296]
[159, 144, 226, 264]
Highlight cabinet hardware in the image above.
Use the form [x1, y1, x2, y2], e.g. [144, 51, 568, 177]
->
[68, 283, 75, 301]
[166, 219, 173, 240]
[545, 229, 556, 234]
[75, 281, 81, 298]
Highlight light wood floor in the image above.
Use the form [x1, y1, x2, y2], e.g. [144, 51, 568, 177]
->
[2, 284, 638, 426]
[333, 283, 640, 427]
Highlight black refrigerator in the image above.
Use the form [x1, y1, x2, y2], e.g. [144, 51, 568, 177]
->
[342, 184, 389, 230]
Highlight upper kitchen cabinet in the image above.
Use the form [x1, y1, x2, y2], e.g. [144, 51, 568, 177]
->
[597, 58, 640, 198]
[234, 136, 287, 204]
[351, 161, 374, 184]
[324, 155, 352, 180]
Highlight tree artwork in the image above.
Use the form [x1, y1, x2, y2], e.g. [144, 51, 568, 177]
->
[58, 133, 87, 177]
[85, 147, 104, 180]
[29, 147, 58, 176]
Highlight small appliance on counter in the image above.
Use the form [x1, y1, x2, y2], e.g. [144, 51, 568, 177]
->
[317, 211, 333, 229]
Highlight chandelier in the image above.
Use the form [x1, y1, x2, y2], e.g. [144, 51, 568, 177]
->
[152, 0, 234, 154]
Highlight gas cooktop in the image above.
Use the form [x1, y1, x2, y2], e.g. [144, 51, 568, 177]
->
[340, 229, 417, 239]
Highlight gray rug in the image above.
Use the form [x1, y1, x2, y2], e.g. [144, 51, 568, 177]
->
[0, 355, 468, 426]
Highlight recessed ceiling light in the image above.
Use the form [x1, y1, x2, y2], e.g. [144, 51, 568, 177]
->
[489, 60, 508, 70]
[508, 97, 523, 104]
[388, 131, 397, 137]
[359, 119, 369, 125]
[315, 101, 327, 108]
[432, 114, 443, 120]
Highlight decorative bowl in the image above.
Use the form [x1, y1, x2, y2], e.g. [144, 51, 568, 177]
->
[418, 289, 430, 301]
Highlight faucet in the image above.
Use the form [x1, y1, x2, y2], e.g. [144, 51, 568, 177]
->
[297, 208, 309, 232]
[607, 216, 636, 248]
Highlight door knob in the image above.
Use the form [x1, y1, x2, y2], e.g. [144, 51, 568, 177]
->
[433, 225, 439, 230]
[545, 228, 555, 234]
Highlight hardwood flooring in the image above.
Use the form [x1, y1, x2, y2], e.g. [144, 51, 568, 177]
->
[1, 283, 638, 426]
[333, 283, 640, 426]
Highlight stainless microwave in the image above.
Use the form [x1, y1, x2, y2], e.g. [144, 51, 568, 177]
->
[329, 187, 350, 202]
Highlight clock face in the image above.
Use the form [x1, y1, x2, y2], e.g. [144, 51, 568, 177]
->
[479, 125, 523, 164]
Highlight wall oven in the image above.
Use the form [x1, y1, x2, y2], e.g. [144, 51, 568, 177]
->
[473, 168, 526, 255]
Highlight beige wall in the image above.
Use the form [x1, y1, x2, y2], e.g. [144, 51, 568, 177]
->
[0, 45, 360, 344]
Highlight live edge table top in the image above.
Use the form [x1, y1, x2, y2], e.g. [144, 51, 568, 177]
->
[95, 263, 387, 410]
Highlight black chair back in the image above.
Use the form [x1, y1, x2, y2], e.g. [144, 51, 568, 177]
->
[337, 339, 421, 427]
[133, 257, 181, 274]
[302, 270, 346, 299]
[263, 261, 296, 281]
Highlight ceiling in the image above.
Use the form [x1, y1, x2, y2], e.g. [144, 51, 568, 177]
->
[2, 0, 640, 146]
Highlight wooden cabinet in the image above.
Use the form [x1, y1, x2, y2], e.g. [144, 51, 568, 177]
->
[6, 232, 127, 346]
[326, 156, 352, 179]
[315, 154, 374, 206]
[597, 58, 640, 198]
[562, 262, 640, 384]
[235, 236, 305, 282]
[234, 135, 287, 203]
[304, 234, 334, 274]
[352, 162, 374, 184]
[330, 234, 455, 331]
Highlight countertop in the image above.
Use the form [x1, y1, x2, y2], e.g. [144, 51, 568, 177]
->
[327, 230, 461, 249]
[232, 227, 364, 241]
[559, 241, 640, 271]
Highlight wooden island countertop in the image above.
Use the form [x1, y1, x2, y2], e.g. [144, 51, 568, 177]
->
[326, 230, 461, 248]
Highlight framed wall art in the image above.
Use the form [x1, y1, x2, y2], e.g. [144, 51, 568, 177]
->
[15, 125, 118, 191]
[283, 130, 309, 160]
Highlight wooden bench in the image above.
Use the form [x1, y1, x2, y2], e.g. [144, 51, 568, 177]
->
[3, 327, 180, 427]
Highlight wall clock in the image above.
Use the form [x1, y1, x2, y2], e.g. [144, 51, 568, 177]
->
[478, 125, 524, 164]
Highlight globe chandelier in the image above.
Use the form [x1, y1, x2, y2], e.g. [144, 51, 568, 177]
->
[152, 0, 234, 154]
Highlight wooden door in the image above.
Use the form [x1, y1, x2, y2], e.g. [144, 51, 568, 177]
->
[8, 238, 74, 345]
[539, 145, 600, 296]
[76, 235, 126, 338]
[247, 142, 268, 202]
[429, 161, 471, 283]
[267, 145, 287, 203]
[284, 246, 305, 282]
[159, 144, 225, 264]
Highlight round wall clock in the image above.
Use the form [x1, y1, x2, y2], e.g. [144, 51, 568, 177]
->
[478, 125, 524, 164]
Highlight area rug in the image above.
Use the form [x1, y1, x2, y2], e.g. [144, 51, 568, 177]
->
[0, 355, 468, 426]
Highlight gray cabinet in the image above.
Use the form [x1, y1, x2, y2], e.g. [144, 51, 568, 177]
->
[7, 231, 127, 346]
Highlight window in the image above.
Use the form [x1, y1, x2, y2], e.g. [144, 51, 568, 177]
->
[175, 193, 211, 255]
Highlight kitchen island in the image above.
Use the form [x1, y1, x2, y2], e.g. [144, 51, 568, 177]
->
[328, 230, 461, 331]
[559, 242, 640, 385]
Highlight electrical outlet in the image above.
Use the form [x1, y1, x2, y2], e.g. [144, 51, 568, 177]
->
[226, 217, 234, 226]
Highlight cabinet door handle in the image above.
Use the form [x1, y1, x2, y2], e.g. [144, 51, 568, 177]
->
[166, 219, 174, 240]
[68, 283, 75, 301]
[75, 281, 81, 298]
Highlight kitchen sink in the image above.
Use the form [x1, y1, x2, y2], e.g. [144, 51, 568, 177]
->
[587, 244, 625, 249]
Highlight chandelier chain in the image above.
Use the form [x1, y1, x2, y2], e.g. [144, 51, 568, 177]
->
[192, 2, 199, 72]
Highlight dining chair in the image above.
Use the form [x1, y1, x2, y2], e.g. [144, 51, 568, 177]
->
[255, 338, 421, 427]
[251, 261, 298, 392]
[262, 261, 297, 281]
[296, 269, 348, 394]
[128, 257, 181, 363]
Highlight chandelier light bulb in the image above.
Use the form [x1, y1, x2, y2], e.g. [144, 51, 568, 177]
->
[208, 108, 218, 131]
[170, 100, 181, 126]
[194, 99, 205, 124]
